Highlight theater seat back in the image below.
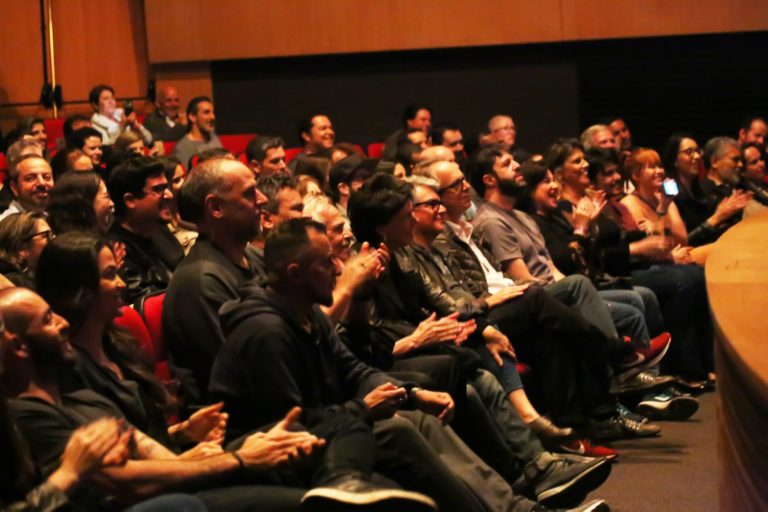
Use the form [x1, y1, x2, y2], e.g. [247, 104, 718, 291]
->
[114, 306, 153, 357]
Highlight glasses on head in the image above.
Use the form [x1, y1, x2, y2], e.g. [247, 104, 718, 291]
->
[679, 147, 702, 157]
[413, 199, 443, 211]
[24, 229, 54, 242]
[438, 177, 466, 194]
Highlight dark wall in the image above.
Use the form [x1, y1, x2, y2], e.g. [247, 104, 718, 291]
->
[212, 31, 768, 155]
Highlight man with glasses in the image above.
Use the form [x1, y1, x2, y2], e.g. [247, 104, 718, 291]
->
[486, 115, 530, 163]
[0, 155, 54, 221]
[108, 156, 184, 304]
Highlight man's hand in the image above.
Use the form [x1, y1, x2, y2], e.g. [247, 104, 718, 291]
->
[337, 242, 386, 294]
[237, 407, 324, 471]
[710, 190, 752, 226]
[671, 244, 693, 265]
[171, 402, 228, 444]
[363, 383, 407, 421]
[412, 389, 455, 425]
[485, 284, 530, 308]
[482, 326, 516, 365]
[412, 312, 467, 348]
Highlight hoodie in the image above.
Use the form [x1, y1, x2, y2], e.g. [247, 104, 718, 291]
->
[210, 284, 406, 440]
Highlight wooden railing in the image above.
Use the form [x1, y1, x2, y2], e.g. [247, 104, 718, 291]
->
[706, 209, 768, 511]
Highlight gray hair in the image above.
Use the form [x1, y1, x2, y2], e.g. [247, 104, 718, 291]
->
[7, 139, 44, 178]
[302, 194, 337, 223]
[703, 136, 739, 169]
[406, 175, 440, 193]
[580, 124, 610, 151]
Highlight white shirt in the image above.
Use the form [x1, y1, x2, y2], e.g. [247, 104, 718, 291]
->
[445, 219, 516, 294]
[91, 109, 153, 146]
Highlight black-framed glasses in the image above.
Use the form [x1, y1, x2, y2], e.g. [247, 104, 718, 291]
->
[24, 229, 54, 242]
[678, 147, 702, 157]
[413, 199, 443, 211]
[438, 177, 466, 194]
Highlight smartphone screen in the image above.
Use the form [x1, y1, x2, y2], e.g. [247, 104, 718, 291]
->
[662, 179, 679, 197]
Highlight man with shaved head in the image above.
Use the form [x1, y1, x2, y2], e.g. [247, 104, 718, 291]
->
[144, 85, 187, 143]
[164, 157, 269, 403]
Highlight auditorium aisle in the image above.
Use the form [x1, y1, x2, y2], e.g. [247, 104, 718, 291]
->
[585, 391, 717, 511]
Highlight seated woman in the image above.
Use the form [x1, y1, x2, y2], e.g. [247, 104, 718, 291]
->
[661, 133, 750, 247]
[538, 140, 665, 341]
[48, 171, 115, 236]
[89, 84, 152, 147]
[584, 148, 715, 392]
[0, 212, 53, 288]
[35, 232, 226, 456]
[114, 131, 147, 156]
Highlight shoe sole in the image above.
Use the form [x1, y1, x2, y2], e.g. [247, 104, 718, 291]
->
[560, 445, 619, 460]
[302, 488, 436, 512]
[637, 397, 699, 421]
[610, 375, 676, 395]
[616, 338, 671, 384]
[537, 458, 612, 508]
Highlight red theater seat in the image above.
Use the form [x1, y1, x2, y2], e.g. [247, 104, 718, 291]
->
[44, 118, 66, 152]
[219, 134, 254, 156]
[140, 292, 170, 381]
[162, 141, 176, 157]
[114, 306, 153, 357]
[284, 147, 303, 163]
[367, 142, 384, 159]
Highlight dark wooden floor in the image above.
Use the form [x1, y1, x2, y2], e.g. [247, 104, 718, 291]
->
[585, 391, 718, 511]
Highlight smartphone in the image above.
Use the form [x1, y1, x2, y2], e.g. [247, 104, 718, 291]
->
[662, 179, 679, 197]
[124, 99, 134, 117]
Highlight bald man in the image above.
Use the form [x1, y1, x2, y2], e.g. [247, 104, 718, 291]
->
[144, 85, 187, 142]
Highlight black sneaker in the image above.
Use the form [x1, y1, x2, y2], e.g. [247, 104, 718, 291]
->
[302, 475, 436, 511]
[514, 452, 611, 509]
[610, 371, 675, 395]
[590, 414, 661, 440]
[637, 389, 699, 420]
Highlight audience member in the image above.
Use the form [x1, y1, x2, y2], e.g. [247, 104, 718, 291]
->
[107, 157, 184, 304]
[328, 155, 374, 220]
[602, 117, 632, 152]
[288, 114, 336, 172]
[740, 142, 768, 217]
[172, 96, 222, 169]
[67, 127, 105, 170]
[382, 105, 433, 161]
[114, 130, 147, 156]
[144, 85, 188, 143]
[47, 171, 114, 236]
[245, 135, 289, 177]
[62, 114, 92, 140]
[254, 175, 305, 245]
[580, 125, 617, 152]
[0, 155, 53, 221]
[486, 115, 530, 162]
[157, 156, 198, 253]
[432, 122, 466, 166]
[89, 84, 152, 146]
[737, 115, 767, 148]
[331, 142, 365, 163]
[0, 212, 52, 288]
[13, 117, 48, 158]
[165, 158, 268, 403]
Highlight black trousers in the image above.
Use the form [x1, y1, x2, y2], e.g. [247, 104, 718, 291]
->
[486, 285, 617, 426]
[632, 264, 714, 379]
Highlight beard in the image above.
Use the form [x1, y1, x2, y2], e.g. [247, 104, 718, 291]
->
[497, 176, 526, 198]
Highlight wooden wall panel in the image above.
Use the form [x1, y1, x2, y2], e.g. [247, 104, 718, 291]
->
[51, 0, 149, 103]
[0, 1, 45, 105]
[153, 62, 213, 110]
[145, 0, 562, 63]
[144, 0, 768, 64]
[561, 0, 768, 41]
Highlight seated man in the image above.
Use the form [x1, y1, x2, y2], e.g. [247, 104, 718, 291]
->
[288, 114, 336, 172]
[486, 115, 530, 163]
[210, 218, 609, 512]
[382, 105, 433, 161]
[0, 155, 53, 221]
[0, 287, 436, 511]
[579, 126, 618, 153]
[328, 155, 375, 220]
[108, 157, 184, 304]
[165, 157, 269, 403]
[144, 85, 187, 143]
[245, 135, 289, 177]
[253, 174, 305, 248]
[66, 127, 105, 171]
[172, 96, 222, 170]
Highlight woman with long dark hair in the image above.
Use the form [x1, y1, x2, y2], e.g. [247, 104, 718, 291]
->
[47, 171, 115, 236]
[0, 212, 53, 288]
[35, 232, 226, 454]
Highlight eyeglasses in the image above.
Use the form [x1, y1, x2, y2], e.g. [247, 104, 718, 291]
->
[678, 147, 702, 157]
[24, 229, 54, 242]
[438, 177, 466, 194]
[413, 199, 443, 211]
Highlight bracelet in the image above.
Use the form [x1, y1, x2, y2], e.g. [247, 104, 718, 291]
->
[230, 451, 245, 474]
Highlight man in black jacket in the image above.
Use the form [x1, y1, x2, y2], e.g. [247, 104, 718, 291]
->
[108, 156, 185, 305]
[164, 157, 269, 403]
[210, 218, 610, 512]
